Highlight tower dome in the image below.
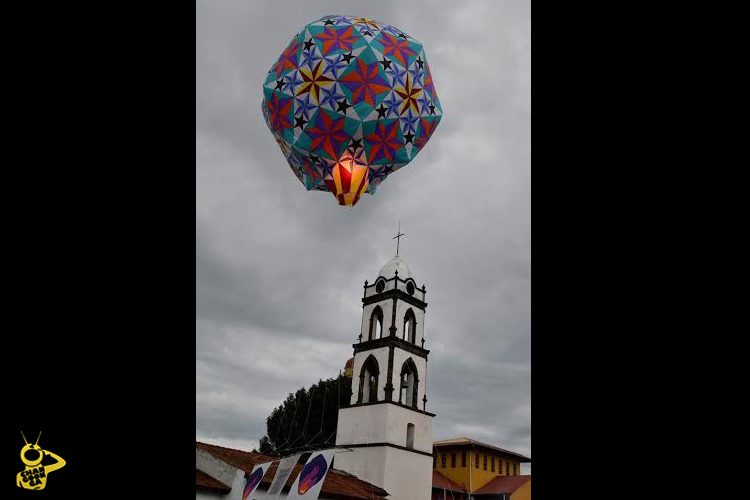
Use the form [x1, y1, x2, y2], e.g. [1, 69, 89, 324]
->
[378, 255, 412, 280]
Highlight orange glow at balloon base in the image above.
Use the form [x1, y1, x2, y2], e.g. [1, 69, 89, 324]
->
[325, 151, 370, 207]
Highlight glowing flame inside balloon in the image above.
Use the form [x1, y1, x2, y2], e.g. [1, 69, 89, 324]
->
[323, 149, 370, 206]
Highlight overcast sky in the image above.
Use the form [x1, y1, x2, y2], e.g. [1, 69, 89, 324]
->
[197, 0, 530, 473]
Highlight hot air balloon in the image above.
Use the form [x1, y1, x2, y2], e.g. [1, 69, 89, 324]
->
[262, 15, 442, 206]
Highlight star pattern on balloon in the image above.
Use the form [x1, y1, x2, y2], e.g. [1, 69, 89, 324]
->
[315, 25, 358, 54]
[374, 31, 416, 68]
[262, 15, 442, 206]
[297, 60, 335, 105]
[272, 38, 301, 78]
[305, 109, 349, 159]
[366, 119, 402, 164]
[266, 92, 293, 135]
[394, 74, 422, 115]
[339, 58, 390, 109]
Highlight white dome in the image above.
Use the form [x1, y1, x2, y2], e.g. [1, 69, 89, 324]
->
[378, 255, 412, 280]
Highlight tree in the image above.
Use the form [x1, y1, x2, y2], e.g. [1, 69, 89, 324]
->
[258, 374, 352, 456]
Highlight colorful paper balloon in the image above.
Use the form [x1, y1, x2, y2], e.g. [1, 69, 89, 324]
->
[262, 15, 442, 206]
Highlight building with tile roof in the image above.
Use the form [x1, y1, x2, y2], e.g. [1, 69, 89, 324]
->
[432, 437, 531, 500]
[195, 441, 388, 499]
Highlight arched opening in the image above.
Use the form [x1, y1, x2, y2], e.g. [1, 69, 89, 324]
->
[403, 308, 416, 344]
[369, 306, 383, 340]
[358, 355, 380, 403]
[406, 423, 415, 449]
[399, 358, 419, 408]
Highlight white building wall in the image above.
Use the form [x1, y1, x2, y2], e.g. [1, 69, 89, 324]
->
[336, 404, 432, 453]
[382, 447, 432, 500]
[350, 346, 389, 404]
[333, 444, 432, 500]
[331, 446, 388, 493]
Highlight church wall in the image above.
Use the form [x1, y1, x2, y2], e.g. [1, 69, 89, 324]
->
[331, 446, 388, 491]
[350, 346, 389, 404]
[382, 446, 433, 500]
[339, 257, 433, 500]
[336, 403, 432, 452]
[384, 403, 432, 453]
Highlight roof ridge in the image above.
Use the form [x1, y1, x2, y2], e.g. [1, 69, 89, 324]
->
[432, 436, 531, 461]
[196, 440, 256, 452]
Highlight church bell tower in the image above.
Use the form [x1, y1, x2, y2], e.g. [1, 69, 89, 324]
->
[335, 236, 434, 500]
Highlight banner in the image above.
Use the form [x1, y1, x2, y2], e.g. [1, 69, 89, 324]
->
[265, 454, 301, 497]
[243, 461, 272, 500]
[285, 449, 336, 500]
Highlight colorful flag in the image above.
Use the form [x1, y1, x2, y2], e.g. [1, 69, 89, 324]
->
[243, 461, 272, 500]
[286, 449, 336, 500]
[265, 454, 301, 497]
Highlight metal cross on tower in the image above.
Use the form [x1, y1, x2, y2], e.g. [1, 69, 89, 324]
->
[393, 222, 405, 256]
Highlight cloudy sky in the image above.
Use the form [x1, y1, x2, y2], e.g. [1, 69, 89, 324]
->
[197, 0, 530, 473]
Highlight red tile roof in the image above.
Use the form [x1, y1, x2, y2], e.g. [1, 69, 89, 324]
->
[432, 470, 467, 492]
[196, 441, 274, 472]
[433, 437, 531, 462]
[195, 469, 231, 494]
[473, 475, 531, 495]
[196, 441, 388, 499]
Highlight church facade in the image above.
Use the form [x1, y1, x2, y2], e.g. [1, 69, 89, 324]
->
[335, 254, 434, 500]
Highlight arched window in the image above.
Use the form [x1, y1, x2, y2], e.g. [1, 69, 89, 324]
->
[369, 306, 383, 340]
[358, 355, 380, 403]
[406, 423, 415, 449]
[403, 309, 416, 343]
[399, 358, 419, 408]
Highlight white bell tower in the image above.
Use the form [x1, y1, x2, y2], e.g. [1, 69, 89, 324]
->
[335, 234, 434, 500]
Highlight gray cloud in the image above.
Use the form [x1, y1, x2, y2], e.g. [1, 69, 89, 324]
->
[197, 0, 530, 472]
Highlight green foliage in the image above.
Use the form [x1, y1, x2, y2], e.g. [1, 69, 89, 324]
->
[258, 374, 352, 455]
